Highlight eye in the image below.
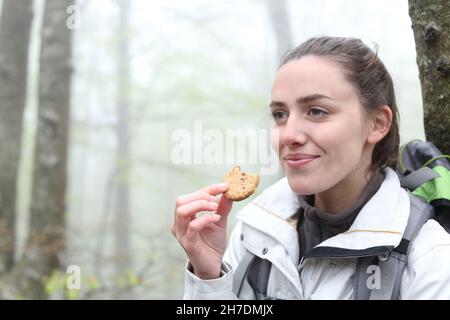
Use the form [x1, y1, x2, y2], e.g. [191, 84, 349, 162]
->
[307, 107, 328, 118]
[271, 110, 289, 122]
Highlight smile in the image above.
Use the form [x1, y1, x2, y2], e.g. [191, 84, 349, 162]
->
[284, 154, 320, 169]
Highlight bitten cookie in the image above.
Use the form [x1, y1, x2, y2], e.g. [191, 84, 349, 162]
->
[223, 166, 260, 201]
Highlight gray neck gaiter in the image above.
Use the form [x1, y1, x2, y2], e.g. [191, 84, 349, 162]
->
[296, 169, 385, 259]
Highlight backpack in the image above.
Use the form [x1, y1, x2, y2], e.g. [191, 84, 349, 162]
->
[397, 140, 450, 231]
[232, 140, 450, 300]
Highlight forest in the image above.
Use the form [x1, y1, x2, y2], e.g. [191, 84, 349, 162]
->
[0, 0, 448, 299]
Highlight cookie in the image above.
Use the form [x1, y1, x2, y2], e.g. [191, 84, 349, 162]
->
[223, 166, 260, 201]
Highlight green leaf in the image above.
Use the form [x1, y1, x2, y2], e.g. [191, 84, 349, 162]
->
[87, 276, 99, 290]
[44, 270, 63, 295]
[66, 288, 80, 300]
[116, 275, 127, 288]
[127, 271, 139, 286]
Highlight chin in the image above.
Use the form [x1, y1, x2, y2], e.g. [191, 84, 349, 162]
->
[285, 174, 316, 195]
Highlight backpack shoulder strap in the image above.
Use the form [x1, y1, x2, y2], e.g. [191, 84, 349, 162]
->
[353, 255, 378, 300]
[232, 250, 256, 298]
[247, 257, 272, 300]
[232, 250, 273, 300]
[399, 166, 441, 190]
[354, 191, 434, 300]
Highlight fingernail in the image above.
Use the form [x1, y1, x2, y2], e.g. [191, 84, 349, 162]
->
[219, 183, 229, 189]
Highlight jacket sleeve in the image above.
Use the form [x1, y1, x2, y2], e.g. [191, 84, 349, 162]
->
[183, 222, 247, 300]
[401, 220, 450, 299]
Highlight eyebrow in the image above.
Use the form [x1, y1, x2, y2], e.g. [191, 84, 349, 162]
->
[269, 93, 334, 108]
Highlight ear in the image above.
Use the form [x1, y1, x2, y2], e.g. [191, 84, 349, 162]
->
[367, 105, 392, 144]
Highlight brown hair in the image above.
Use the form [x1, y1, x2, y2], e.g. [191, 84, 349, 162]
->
[280, 36, 400, 171]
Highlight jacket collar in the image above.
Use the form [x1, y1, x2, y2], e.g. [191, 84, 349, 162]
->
[236, 177, 300, 264]
[237, 168, 410, 259]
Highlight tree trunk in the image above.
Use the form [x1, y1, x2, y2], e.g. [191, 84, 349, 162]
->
[0, 0, 34, 275]
[115, 0, 132, 275]
[266, 0, 293, 180]
[10, 0, 74, 299]
[266, 0, 294, 61]
[409, 0, 450, 154]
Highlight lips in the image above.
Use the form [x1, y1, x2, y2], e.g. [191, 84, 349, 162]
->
[284, 154, 320, 161]
[284, 153, 320, 169]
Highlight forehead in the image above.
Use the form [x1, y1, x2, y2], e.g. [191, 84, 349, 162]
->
[272, 55, 357, 101]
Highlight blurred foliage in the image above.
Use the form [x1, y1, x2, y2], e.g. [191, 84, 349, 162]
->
[43, 268, 144, 300]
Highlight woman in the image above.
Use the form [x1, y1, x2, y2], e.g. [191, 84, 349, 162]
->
[171, 37, 450, 299]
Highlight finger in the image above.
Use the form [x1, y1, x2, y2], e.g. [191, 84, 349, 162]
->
[178, 200, 219, 219]
[200, 183, 229, 196]
[175, 200, 219, 237]
[215, 195, 233, 228]
[175, 191, 218, 208]
[184, 214, 221, 249]
[174, 192, 218, 234]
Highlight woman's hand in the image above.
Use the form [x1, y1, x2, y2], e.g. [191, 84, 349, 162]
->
[171, 183, 233, 280]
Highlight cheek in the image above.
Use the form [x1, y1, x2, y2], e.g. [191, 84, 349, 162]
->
[283, 110, 369, 194]
[320, 116, 367, 166]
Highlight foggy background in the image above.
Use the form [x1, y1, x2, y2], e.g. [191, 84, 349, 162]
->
[10, 0, 424, 299]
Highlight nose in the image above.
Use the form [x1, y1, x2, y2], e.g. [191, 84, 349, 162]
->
[279, 115, 307, 148]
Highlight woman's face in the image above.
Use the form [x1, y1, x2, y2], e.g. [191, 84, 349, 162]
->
[271, 55, 373, 195]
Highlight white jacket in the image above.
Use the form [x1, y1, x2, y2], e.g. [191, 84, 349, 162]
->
[184, 168, 450, 299]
